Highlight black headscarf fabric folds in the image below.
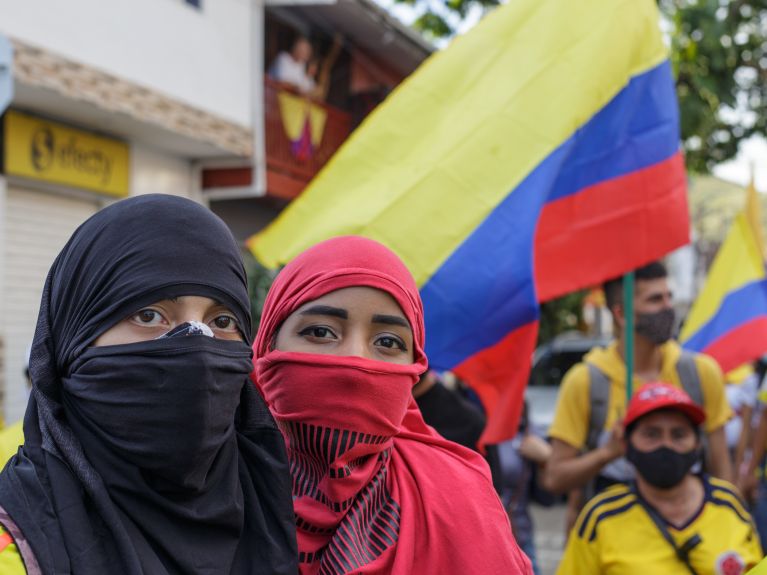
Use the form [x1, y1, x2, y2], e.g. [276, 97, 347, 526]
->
[0, 194, 297, 574]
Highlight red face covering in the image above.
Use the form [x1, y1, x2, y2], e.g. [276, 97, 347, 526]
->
[254, 236, 532, 574]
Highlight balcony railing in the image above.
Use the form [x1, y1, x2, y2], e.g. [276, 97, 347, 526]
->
[202, 79, 354, 200]
[264, 78, 352, 192]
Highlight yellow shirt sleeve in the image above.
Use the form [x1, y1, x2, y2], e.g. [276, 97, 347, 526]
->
[548, 363, 591, 450]
[695, 353, 733, 433]
[0, 421, 24, 469]
[0, 523, 27, 575]
[556, 527, 601, 575]
[748, 557, 767, 574]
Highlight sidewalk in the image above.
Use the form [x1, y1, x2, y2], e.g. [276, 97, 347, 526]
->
[530, 503, 566, 575]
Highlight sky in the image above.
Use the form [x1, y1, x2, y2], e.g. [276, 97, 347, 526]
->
[372, 0, 483, 48]
[713, 136, 767, 192]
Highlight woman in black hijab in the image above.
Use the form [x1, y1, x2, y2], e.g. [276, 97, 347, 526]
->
[0, 194, 297, 574]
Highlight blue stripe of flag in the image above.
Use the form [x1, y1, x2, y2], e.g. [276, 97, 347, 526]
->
[683, 279, 767, 353]
[421, 60, 679, 370]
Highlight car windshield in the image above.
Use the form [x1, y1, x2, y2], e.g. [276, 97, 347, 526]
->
[529, 349, 589, 387]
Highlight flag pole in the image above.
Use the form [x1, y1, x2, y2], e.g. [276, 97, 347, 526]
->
[624, 272, 635, 403]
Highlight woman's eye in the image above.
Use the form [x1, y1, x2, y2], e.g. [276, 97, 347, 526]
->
[132, 309, 165, 326]
[210, 314, 239, 332]
[298, 326, 337, 340]
[375, 335, 407, 352]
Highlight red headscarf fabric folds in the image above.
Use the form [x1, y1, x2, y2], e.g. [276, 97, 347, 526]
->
[253, 236, 532, 574]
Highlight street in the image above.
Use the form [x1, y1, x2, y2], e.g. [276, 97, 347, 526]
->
[531, 503, 567, 575]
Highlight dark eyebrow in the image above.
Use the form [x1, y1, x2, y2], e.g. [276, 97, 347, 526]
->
[371, 314, 411, 329]
[167, 296, 225, 305]
[299, 305, 348, 319]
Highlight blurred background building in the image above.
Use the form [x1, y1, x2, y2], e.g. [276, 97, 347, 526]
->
[0, 0, 431, 424]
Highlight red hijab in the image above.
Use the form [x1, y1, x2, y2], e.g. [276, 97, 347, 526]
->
[253, 236, 532, 574]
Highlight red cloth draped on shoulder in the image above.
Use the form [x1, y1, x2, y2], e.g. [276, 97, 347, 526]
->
[252, 236, 532, 574]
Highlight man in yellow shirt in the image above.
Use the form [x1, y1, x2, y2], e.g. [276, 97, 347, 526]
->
[545, 262, 732, 501]
[558, 383, 761, 575]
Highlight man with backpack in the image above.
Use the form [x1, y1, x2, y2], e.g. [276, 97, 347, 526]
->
[557, 382, 760, 575]
[543, 262, 732, 503]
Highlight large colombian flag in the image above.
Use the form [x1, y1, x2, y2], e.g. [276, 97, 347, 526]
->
[249, 0, 689, 444]
[681, 183, 767, 373]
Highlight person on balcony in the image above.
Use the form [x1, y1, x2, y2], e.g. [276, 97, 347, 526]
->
[271, 35, 343, 100]
[270, 36, 317, 95]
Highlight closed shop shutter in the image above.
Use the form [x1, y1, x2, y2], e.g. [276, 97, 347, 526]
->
[2, 187, 99, 423]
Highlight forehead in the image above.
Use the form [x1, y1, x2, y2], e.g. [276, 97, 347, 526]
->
[633, 409, 694, 431]
[635, 276, 669, 297]
[294, 286, 408, 318]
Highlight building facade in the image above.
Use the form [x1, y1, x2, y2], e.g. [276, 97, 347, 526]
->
[0, 0, 430, 424]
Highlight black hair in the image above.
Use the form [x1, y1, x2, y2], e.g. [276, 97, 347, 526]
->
[602, 261, 668, 312]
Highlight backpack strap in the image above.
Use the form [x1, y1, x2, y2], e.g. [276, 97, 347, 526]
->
[630, 483, 702, 575]
[587, 364, 611, 452]
[676, 351, 703, 407]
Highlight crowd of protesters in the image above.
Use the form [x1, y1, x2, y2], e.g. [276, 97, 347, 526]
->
[0, 195, 766, 574]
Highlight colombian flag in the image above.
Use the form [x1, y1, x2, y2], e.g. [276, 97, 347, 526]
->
[249, 0, 689, 444]
[681, 182, 767, 373]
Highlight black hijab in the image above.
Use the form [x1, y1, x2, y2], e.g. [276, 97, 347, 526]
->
[0, 194, 297, 574]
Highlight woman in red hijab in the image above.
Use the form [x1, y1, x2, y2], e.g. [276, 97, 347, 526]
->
[253, 235, 532, 574]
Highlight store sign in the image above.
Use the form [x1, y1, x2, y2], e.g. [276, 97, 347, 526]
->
[3, 110, 129, 197]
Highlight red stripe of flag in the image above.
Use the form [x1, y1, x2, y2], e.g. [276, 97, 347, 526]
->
[453, 321, 539, 446]
[534, 152, 688, 302]
[703, 317, 767, 374]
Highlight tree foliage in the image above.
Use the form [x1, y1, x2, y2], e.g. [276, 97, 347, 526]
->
[400, 0, 499, 40]
[244, 252, 279, 333]
[662, 0, 767, 172]
[403, 0, 767, 173]
[537, 291, 587, 346]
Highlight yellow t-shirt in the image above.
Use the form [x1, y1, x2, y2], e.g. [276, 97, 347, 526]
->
[0, 421, 24, 470]
[549, 340, 731, 450]
[0, 523, 26, 575]
[557, 478, 762, 575]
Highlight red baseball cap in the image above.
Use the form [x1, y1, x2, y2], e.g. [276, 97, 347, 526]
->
[624, 382, 705, 428]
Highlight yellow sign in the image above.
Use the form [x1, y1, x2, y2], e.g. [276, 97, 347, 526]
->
[3, 110, 129, 197]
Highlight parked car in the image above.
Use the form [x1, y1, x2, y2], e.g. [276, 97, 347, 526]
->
[526, 332, 610, 436]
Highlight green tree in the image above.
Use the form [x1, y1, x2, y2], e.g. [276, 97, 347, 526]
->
[537, 291, 587, 346]
[399, 0, 499, 40]
[243, 252, 279, 333]
[662, 0, 767, 172]
[402, 0, 767, 173]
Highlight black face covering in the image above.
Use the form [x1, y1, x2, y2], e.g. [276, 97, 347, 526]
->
[635, 308, 675, 345]
[626, 442, 699, 489]
[0, 195, 297, 574]
[63, 338, 251, 491]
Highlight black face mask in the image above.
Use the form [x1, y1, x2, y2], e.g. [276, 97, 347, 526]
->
[626, 442, 699, 489]
[635, 308, 675, 344]
[63, 336, 252, 491]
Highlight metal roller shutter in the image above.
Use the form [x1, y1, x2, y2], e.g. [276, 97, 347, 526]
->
[2, 187, 98, 423]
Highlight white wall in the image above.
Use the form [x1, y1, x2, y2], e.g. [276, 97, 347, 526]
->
[0, 0, 253, 126]
[667, 241, 697, 307]
[130, 143, 200, 202]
